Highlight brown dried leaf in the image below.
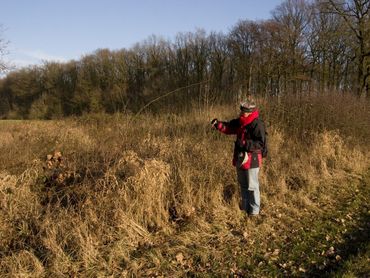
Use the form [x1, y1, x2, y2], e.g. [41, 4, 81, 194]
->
[243, 231, 249, 239]
[272, 249, 280, 256]
[325, 246, 335, 256]
[176, 252, 184, 264]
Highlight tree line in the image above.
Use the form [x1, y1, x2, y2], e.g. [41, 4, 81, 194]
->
[0, 0, 369, 119]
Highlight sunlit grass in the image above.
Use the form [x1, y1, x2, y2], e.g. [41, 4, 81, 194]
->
[0, 95, 369, 276]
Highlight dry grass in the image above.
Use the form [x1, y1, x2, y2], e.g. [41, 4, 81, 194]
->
[0, 95, 369, 277]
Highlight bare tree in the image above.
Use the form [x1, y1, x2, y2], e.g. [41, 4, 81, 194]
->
[0, 25, 9, 73]
[208, 32, 229, 97]
[272, 0, 312, 95]
[228, 20, 258, 94]
[322, 0, 370, 96]
[308, 2, 354, 92]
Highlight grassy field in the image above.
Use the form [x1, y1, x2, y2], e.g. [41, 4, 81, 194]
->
[0, 95, 369, 277]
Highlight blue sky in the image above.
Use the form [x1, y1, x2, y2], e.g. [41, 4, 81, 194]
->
[1, 0, 283, 69]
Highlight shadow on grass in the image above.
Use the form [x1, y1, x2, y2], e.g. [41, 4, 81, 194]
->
[223, 183, 237, 204]
[306, 204, 370, 277]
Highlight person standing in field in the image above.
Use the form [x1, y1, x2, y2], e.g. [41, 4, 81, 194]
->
[211, 99, 267, 216]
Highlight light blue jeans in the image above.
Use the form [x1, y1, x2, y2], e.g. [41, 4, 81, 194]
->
[236, 167, 260, 215]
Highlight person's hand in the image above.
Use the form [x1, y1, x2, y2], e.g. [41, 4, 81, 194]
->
[211, 118, 218, 129]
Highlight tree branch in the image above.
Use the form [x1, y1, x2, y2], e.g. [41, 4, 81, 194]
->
[327, 0, 361, 39]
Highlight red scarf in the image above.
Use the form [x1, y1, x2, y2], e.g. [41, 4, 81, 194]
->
[239, 110, 259, 127]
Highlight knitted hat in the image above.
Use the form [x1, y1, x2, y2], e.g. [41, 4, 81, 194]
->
[240, 99, 257, 113]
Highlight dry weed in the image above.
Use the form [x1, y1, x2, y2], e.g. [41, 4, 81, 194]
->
[0, 100, 369, 276]
[0, 250, 44, 277]
[312, 130, 368, 177]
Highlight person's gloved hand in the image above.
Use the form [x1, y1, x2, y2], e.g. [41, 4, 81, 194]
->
[211, 118, 218, 129]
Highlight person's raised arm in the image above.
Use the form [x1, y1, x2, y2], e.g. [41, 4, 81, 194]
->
[211, 118, 238, 135]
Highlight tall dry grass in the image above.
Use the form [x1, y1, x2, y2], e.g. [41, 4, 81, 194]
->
[0, 94, 369, 276]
